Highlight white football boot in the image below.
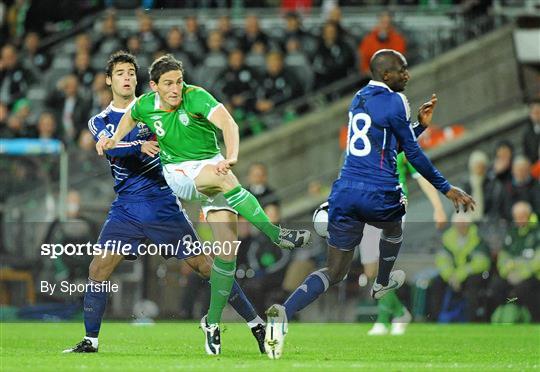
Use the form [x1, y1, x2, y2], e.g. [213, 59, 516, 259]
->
[371, 270, 406, 300]
[264, 304, 288, 360]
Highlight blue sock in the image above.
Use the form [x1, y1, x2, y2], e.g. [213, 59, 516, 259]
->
[84, 279, 108, 338]
[227, 280, 258, 323]
[283, 270, 330, 320]
[377, 233, 403, 286]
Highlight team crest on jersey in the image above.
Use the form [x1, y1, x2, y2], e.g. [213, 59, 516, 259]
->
[178, 110, 190, 126]
[136, 122, 151, 138]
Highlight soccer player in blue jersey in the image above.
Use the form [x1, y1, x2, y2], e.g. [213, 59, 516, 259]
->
[63, 51, 266, 354]
[264, 49, 475, 359]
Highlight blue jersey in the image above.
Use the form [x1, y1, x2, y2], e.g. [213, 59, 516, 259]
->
[88, 100, 198, 260]
[340, 80, 450, 194]
[88, 101, 170, 200]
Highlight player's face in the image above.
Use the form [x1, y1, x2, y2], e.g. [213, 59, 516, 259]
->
[152, 70, 183, 109]
[107, 62, 137, 98]
[385, 55, 410, 92]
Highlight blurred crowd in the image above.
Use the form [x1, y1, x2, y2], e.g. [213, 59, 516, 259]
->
[1, 4, 414, 145]
[427, 103, 540, 323]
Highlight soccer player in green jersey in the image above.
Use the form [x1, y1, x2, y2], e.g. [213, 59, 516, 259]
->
[97, 54, 311, 355]
[362, 151, 447, 335]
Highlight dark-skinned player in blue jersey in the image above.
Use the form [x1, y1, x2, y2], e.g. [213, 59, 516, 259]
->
[264, 49, 475, 359]
[63, 51, 265, 354]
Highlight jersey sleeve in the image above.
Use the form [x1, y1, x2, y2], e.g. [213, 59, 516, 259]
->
[130, 96, 144, 122]
[390, 93, 450, 194]
[186, 87, 221, 119]
[88, 115, 143, 158]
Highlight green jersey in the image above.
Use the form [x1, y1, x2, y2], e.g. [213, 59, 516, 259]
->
[396, 152, 418, 197]
[131, 84, 221, 164]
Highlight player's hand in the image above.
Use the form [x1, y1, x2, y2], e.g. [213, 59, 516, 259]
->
[96, 137, 118, 156]
[417, 94, 438, 127]
[445, 186, 476, 213]
[434, 207, 448, 230]
[141, 141, 160, 157]
[215, 158, 237, 175]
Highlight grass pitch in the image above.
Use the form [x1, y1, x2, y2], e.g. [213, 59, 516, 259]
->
[1, 322, 539, 371]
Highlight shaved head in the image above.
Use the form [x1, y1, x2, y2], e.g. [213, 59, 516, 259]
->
[369, 49, 406, 79]
[369, 49, 409, 92]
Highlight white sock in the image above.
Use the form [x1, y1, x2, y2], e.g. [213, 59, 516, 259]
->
[247, 316, 264, 328]
[84, 336, 98, 348]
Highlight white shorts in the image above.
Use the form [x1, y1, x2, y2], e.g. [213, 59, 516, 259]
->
[162, 154, 237, 217]
[359, 216, 406, 265]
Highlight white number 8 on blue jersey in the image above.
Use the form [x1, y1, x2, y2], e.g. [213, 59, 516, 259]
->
[347, 112, 372, 157]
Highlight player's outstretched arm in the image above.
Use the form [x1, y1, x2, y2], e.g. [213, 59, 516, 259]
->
[417, 176, 447, 229]
[209, 105, 240, 175]
[96, 108, 138, 155]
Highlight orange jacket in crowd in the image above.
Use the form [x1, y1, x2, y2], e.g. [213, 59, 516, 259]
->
[358, 28, 407, 74]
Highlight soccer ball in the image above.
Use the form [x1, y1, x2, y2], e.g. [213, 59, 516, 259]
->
[313, 201, 329, 238]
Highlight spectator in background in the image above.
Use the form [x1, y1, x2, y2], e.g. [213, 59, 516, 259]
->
[215, 49, 260, 136]
[6, 0, 30, 45]
[326, 5, 357, 51]
[183, 16, 206, 64]
[36, 111, 59, 140]
[489, 140, 514, 185]
[73, 51, 96, 89]
[280, 11, 317, 58]
[499, 156, 540, 221]
[490, 201, 540, 322]
[462, 150, 492, 222]
[73, 33, 93, 56]
[255, 50, 302, 115]
[431, 212, 491, 322]
[312, 21, 355, 89]
[92, 12, 124, 56]
[125, 35, 150, 94]
[358, 11, 406, 77]
[45, 74, 91, 143]
[239, 14, 271, 54]
[522, 100, 540, 164]
[136, 12, 164, 55]
[197, 30, 228, 88]
[284, 37, 314, 92]
[216, 15, 240, 53]
[245, 40, 268, 74]
[246, 162, 278, 206]
[164, 27, 194, 73]
[0, 43, 32, 108]
[20, 31, 51, 78]
[2, 98, 33, 138]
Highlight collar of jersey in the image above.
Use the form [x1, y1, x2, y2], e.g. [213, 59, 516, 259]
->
[154, 92, 178, 112]
[368, 80, 393, 92]
[108, 98, 137, 113]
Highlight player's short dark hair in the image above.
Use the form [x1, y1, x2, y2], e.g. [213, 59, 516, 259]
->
[369, 49, 401, 78]
[149, 54, 184, 83]
[105, 51, 139, 77]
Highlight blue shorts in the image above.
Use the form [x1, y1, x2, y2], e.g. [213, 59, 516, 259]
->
[327, 178, 405, 250]
[98, 193, 198, 260]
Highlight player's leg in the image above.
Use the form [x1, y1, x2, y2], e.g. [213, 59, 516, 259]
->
[194, 164, 310, 249]
[63, 253, 125, 353]
[64, 205, 144, 353]
[371, 221, 406, 300]
[184, 252, 266, 353]
[264, 245, 354, 359]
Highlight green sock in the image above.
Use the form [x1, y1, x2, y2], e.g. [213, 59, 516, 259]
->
[376, 294, 394, 324]
[207, 257, 236, 324]
[224, 186, 280, 242]
[387, 291, 405, 317]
